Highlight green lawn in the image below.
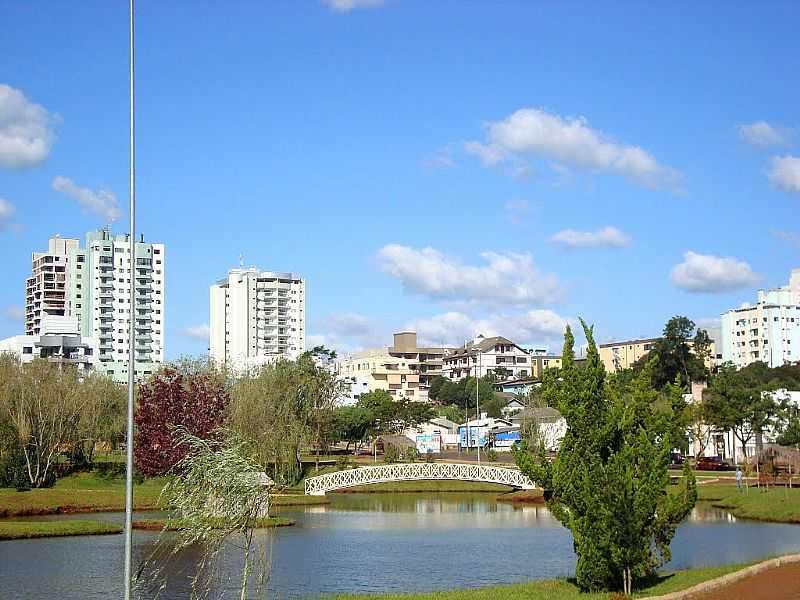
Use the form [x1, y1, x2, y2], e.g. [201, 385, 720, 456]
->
[698, 482, 800, 522]
[0, 519, 122, 540]
[132, 516, 295, 531]
[325, 561, 760, 600]
[0, 473, 166, 517]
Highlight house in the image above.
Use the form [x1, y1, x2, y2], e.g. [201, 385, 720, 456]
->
[499, 396, 525, 418]
[443, 335, 530, 382]
[457, 416, 513, 449]
[510, 407, 567, 452]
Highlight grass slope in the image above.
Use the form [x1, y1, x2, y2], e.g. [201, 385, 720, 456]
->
[324, 561, 759, 600]
[0, 519, 122, 540]
[698, 483, 800, 523]
[132, 516, 295, 531]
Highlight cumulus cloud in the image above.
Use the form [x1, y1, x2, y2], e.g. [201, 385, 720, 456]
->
[180, 324, 210, 341]
[408, 309, 570, 348]
[323, 0, 384, 12]
[465, 108, 681, 190]
[738, 121, 791, 148]
[52, 176, 121, 223]
[670, 251, 760, 293]
[773, 229, 800, 248]
[310, 312, 385, 355]
[550, 226, 631, 248]
[768, 155, 800, 194]
[0, 84, 56, 168]
[0, 198, 15, 230]
[3, 305, 24, 322]
[378, 244, 562, 305]
[421, 145, 457, 170]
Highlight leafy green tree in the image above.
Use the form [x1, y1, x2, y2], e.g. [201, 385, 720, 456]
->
[515, 322, 696, 593]
[428, 376, 447, 402]
[777, 417, 800, 446]
[332, 405, 372, 451]
[481, 394, 506, 419]
[631, 316, 709, 389]
[436, 404, 465, 424]
[704, 363, 786, 459]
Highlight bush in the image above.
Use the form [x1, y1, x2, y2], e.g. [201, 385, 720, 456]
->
[405, 447, 419, 462]
[95, 461, 127, 479]
[424, 450, 434, 463]
[383, 444, 399, 464]
[487, 449, 498, 462]
[336, 455, 352, 470]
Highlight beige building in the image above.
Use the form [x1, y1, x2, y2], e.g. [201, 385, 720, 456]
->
[528, 349, 563, 379]
[335, 349, 421, 404]
[388, 332, 453, 399]
[599, 338, 660, 372]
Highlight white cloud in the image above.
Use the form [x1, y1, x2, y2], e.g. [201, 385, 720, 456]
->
[421, 145, 457, 169]
[670, 251, 760, 293]
[409, 309, 570, 348]
[310, 312, 385, 355]
[378, 244, 562, 305]
[772, 229, 800, 248]
[52, 176, 121, 223]
[768, 155, 800, 194]
[738, 121, 791, 148]
[0, 84, 56, 168]
[465, 108, 681, 190]
[3, 305, 24, 322]
[504, 199, 529, 225]
[180, 324, 209, 342]
[550, 226, 631, 248]
[323, 0, 384, 12]
[0, 198, 15, 230]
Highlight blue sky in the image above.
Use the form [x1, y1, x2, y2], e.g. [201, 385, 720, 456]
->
[1, 0, 798, 358]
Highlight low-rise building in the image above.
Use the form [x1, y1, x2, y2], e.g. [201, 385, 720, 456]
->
[0, 315, 98, 373]
[599, 338, 660, 373]
[528, 349, 563, 379]
[457, 415, 513, 449]
[335, 349, 421, 404]
[387, 331, 454, 402]
[510, 406, 567, 452]
[443, 335, 530, 382]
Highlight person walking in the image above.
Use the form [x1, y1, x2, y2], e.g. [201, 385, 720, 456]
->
[736, 465, 743, 491]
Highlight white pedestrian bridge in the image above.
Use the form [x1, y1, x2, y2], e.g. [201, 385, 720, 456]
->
[304, 462, 536, 496]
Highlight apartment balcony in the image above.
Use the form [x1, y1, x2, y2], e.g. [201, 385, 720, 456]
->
[99, 323, 113, 332]
[136, 323, 152, 333]
[136, 313, 152, 322]
[99, 314, 114, 323]
[135, 282, 152, 292]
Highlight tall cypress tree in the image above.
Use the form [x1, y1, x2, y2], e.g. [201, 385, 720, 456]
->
[516, 320, 697, 594]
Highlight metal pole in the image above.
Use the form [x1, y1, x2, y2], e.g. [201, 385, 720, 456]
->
[124, 1, 136, 598]
[476, 352, 480, 465]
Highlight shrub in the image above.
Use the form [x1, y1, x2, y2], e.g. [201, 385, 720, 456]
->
[383, 444, 399, 464]
[405, 447, 419, 462]
[336, 455, 352, 470]
[487, 449, 498, 462]
[424, 450, 434, 463]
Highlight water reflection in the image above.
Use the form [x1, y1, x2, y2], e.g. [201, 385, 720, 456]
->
[1, 494, 799, 600]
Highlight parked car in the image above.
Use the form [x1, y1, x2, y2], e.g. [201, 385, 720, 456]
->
[695, 456, 730, 471]
[669, 452, 684, 467]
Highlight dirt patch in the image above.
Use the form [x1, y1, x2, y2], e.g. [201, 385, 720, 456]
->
[496, 489, 545, 504]
[684, 563, 800, 600]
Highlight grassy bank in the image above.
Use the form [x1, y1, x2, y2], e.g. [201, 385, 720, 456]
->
[497, 489, 545, 503]
[325, 561, 759, 600]
[698, 483, 800, 523]
[132, 516, 295, 531]
[0, 519, 122, 540]
[0, 473, 165, 517]
[272, 494, 330, 506]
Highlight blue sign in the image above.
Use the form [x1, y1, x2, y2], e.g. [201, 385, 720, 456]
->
[458, 426, 486, 448]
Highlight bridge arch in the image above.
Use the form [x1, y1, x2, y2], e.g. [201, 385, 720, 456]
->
[304, 462, 536, 496]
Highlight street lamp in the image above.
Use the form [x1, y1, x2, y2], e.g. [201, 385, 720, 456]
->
[476, 349, 481, 465]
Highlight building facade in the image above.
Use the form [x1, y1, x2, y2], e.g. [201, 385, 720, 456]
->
[24, 231, 165, 383]
[442, 335, 530, 381]
[335, 349, 420, 404]
[720, 269, 800, 369]
[209, 267, 305, 370]
[387, 331, 453, 401]
[25, 236, 80, 335]
[0, 315, 98, 372]
[599, 338, 660, 373]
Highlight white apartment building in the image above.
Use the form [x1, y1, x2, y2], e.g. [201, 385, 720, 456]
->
[209, 267, 305, 370]
[0, 315, 98, 372]
[335, 349, 421, 404]
[442, 335, 531, 381]
[720, 268, 800, 369]
[25, 231, 166, 383]
[25, 236, 80, 335]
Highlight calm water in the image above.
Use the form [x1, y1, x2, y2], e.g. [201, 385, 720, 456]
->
[1, 493, 799, 599]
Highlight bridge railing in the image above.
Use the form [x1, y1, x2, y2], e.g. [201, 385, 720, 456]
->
[304, 462, 536, 495]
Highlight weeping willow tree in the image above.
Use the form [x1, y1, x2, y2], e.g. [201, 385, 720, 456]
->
[137, 428, 272, 600]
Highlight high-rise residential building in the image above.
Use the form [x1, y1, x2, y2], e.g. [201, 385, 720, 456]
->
[25, 236, 80, 335]
[720, 268, 800, 369]
[209, 267, 305, 370]
[25, 230, 166, 382]
[442, 335, 531, 381]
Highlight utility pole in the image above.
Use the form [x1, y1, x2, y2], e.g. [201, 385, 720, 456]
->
[123, 1, 136, 598]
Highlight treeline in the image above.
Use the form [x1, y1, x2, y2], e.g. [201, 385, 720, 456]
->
[0, 355, 125, 488]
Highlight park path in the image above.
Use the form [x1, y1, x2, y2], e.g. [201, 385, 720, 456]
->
[684, 562, 800, 600]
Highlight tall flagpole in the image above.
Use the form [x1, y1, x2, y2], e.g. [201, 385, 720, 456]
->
[124, 0, 136, 598]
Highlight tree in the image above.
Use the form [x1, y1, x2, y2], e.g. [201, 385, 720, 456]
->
[428, 376, 447, 402]
[436, 404, 465, 424]
[481, 394, 506, 419]
[332, 405, 372, 450]
[135, 360, 229, 477]
[685, 396, 714, 457]
[295, 354, 344, 470]
[704, 363, 786, 460]
[777, 417, 800, 447]
[631, 316, 708, 389]
[72, 372, 126, 466]
[0, 357, 84, 487]
[515, 322, 696, 594]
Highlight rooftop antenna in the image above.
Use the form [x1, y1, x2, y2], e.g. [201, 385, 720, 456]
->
[239, 252, 244, 268]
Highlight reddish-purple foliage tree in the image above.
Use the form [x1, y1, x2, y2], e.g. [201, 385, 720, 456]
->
[134, 363, 229, 477]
